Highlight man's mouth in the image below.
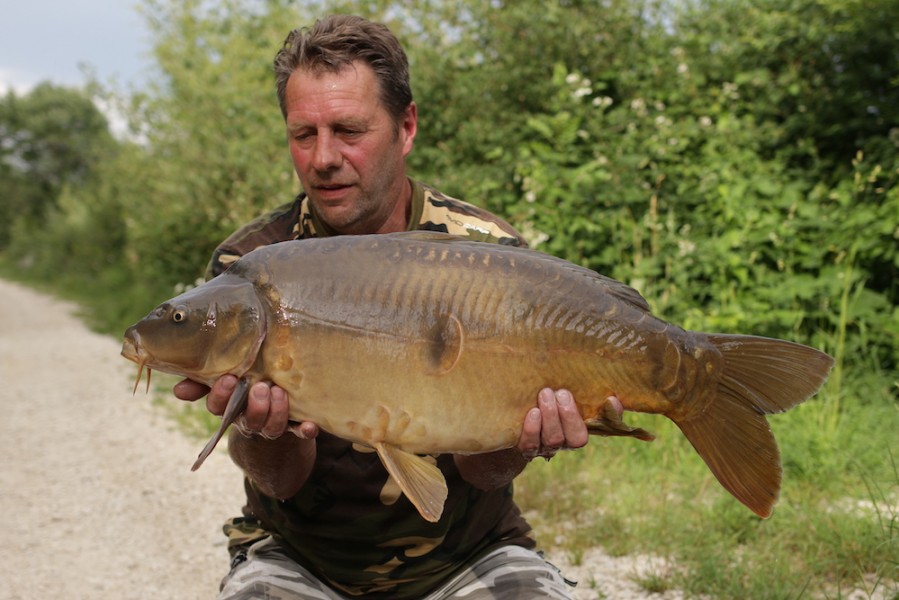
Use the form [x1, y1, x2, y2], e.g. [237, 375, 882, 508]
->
[313, 183, 354, 200]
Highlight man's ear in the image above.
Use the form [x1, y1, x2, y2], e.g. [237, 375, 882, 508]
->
[401, 102, 417, 156]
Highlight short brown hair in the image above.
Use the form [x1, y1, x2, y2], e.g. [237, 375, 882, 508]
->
[273, 15, 413, 123]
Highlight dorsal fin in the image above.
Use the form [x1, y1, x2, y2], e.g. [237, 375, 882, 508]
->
[386, 231, 462, 242]
[388, 231, 653, 313]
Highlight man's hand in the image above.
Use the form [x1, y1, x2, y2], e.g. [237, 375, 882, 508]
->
[173, 376, 318, 440]
[174, 376, 317, 499]
[455, 388, 596, 490]
[517, 388, 592, 461]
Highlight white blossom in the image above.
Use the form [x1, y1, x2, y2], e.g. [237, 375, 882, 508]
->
[677, 239, 696, 256]
[630, 98, 647, 116]
[573, 86, 592, 99]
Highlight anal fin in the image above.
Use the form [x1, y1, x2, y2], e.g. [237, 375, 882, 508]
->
[585, 398, 655, 442]
[375, 443, 448, 523]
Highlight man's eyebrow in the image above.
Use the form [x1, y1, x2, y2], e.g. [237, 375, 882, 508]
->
[287, 121, 313, 136]
[334, 116, 369, 129]
[287, 117, 369, 135]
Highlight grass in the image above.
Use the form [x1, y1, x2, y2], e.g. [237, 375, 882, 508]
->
[515, 397, 899, 599]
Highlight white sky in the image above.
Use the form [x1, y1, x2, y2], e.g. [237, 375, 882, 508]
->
[0, 0, 151, 94]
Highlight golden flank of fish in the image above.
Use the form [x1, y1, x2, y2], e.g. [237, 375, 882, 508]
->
[121, 232, 833, 523]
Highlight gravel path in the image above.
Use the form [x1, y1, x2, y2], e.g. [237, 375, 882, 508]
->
[0, 278, 679, 600]
[0, 279, 245, 599]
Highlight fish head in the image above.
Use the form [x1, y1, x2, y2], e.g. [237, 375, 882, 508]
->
[121, 276, 267, 386]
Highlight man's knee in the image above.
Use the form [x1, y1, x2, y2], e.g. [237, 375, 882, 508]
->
[435, 545, 574, 599]
[217, 537, 338, 600]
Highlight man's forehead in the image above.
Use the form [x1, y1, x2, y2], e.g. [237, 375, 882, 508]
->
[290, 60, 377, 90]
[285, 64, 383, 116]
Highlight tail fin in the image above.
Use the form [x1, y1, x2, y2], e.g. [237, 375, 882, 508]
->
[675, 335, 833, 518]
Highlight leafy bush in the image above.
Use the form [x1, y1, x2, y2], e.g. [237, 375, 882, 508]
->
[1, 0, 896, 595]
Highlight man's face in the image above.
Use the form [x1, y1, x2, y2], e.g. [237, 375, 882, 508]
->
[284, 62, 417, 235]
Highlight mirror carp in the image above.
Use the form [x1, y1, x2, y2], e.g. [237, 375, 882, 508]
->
[122, 232, 833, 523]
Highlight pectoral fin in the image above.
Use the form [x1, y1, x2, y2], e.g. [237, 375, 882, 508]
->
[191, 377, 251, 471]
[375, 443, 448, 523]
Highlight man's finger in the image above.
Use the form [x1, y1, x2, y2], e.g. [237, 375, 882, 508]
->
[173, 379, 210, 402]
[288, 421, 320, 440]
[206, 375, 239, 416]
[242, 381, 272, 431]
[555, 389, 588, 449]
[518, 407, 542, 458]
[262, 385, 290, 439]
[538, 388, 565, 449]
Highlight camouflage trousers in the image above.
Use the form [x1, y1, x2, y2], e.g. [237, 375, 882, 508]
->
[217, 536, 575, 599]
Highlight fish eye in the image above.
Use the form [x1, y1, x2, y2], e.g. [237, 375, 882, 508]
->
[172, 309, 188, 324]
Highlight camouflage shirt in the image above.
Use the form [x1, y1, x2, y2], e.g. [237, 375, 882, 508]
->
[211, 180, 536, 598]
[207, 179, 525, 278]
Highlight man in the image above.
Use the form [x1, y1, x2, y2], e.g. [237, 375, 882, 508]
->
[175, 15, 604, 599]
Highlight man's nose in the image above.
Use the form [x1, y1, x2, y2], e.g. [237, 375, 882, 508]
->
[311, 133, 342, 171]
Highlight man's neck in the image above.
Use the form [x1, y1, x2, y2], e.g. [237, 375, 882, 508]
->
[371, 177, 413, 234]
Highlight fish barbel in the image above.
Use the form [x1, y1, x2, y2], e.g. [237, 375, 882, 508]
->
[121, 232, 833, 522]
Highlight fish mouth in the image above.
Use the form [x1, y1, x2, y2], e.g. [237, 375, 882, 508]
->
[121, 331, 152, 394]
[121, 334, 140, 362]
